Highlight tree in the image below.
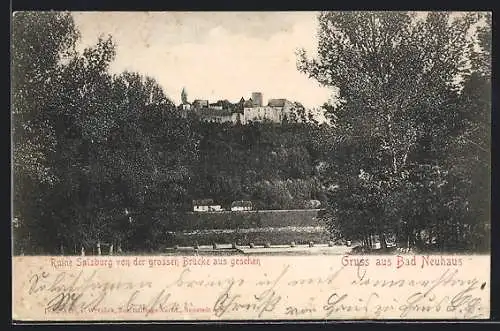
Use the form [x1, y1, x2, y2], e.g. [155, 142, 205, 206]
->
[441, 12, 491, 251]
[55, 36, 119, 252]
[12, 12, 80, 253]
[12, 12, 196, 253]
[103, 72, 198, 251]
[12, 12, 80, 186]
[297, 12, 483, 250]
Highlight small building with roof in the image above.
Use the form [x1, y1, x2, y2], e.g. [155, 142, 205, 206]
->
[193, 99, 209, 109]
[193, 199, 223, 212]
[198, 108, 235, 123]
[231, 200, 253, 211]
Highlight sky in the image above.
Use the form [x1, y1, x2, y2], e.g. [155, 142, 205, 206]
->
[71, 12, 334, 109]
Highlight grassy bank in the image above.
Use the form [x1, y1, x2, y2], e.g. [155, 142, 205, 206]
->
[170, 209, 324, 230]
[167, 225, 331, 246]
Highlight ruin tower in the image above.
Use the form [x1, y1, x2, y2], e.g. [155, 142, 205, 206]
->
[251, 92, 263, 107]
[181, 87, 188, 104]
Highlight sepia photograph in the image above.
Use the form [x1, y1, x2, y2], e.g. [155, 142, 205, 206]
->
[11, 11, 492, 321]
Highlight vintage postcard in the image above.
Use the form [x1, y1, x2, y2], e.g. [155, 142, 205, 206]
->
[11, 11, 491, 321]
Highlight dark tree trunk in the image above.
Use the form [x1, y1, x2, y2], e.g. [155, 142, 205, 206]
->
[438, 220, 444, 252]
[414, 230, 422, 249]
[379, 231, 387, 249]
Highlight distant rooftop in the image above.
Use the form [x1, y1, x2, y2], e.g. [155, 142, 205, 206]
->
[179, 94, 295, 112]
[243, 98, 253, 108]
[231, 200, 253, 207]
[198, 108, 233, 117]
[268, 99, 290, 107]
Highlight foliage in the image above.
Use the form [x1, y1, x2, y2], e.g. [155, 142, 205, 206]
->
[12, 12, 197, 254]
[297, 11, 490, 252]
[12, 11, 490, 254]
[189, 121, 328, 209]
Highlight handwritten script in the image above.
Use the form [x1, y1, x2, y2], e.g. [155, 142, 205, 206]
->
[12, 255, 490, 320]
